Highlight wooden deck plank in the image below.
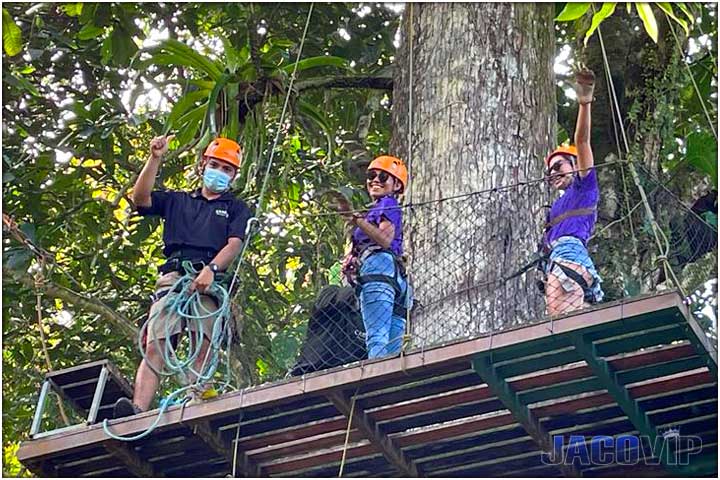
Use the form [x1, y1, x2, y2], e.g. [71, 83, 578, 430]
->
[326, 390, 420, 477]
[18, 292, 715, 479]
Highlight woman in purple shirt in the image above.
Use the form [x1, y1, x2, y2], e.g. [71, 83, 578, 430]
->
[334, 155, 410, 359]
[544, 68, 604, 315]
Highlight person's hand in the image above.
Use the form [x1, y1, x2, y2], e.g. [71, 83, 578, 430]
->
[573, 66, 595, 105]
[341, 253, 355, 272]
[149, 134, 175, 161]
[329, 192, 354, 221]
[189, 266, 214, 294]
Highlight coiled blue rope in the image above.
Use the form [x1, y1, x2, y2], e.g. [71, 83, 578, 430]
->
[103, 262, 233, 441]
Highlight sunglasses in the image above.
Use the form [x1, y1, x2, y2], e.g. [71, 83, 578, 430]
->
[546, 159, 572, 176]
[366, 170, 391, 183]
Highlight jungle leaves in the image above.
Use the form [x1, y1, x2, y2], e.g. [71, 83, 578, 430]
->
[2, 8, 22, 56]
[555, 2, 695, 45]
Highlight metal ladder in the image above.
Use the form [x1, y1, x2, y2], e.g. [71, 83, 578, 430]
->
[30, 359, 133, 439]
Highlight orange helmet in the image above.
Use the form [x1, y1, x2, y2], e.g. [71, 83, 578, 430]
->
[203, 137, 242, 168]
[545, 145, 578, 167]
[368, 155, 408, 191]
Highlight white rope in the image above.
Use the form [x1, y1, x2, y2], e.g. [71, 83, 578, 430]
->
[227, 2, 315, 296]
[223, 6, 315, 473]
[596, 21, 687, 297]
[404, 2, 416, 343]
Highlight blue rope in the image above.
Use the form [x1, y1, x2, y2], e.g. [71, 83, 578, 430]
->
[103, 262, 233, 441]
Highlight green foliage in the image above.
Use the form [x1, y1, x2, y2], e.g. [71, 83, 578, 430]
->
[2, 8, 22, 56]
[556, 2, 592, 21]
[585, 3, 617, 46]
[60, 3, 83, 17]
[2, 2, 716, 474]
[556, 2, 695, 45]
[686, 131, 718, 187]
[2, 3, 401, 462]
[635, 3, 659, 42]
[656, 2, 690, 35]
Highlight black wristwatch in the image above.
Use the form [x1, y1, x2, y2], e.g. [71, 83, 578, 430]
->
[208, 263, 220, 275]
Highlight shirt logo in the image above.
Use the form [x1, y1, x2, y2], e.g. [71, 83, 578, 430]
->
[215, 209, 229, 218]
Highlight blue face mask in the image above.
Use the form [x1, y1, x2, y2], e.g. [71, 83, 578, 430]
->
[203, 168, 232, 193]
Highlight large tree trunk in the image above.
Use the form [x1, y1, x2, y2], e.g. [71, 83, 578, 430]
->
[391, 4, 556, 346]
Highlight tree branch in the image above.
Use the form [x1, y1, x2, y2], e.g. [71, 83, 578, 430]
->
[247, 8, 264, 79]
[4, 270, 138, 339]
[296, 75, 393, 92]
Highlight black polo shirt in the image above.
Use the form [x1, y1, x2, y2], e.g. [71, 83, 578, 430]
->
[136, 189, 253, 259]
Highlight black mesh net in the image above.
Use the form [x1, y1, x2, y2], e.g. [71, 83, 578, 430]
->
[231, 161, 717, 383]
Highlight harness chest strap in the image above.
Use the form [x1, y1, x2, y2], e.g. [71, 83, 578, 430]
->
[545, 206, 596, 230]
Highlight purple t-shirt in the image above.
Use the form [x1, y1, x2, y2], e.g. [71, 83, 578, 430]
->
[352, 195, 403, 256]
[546, 168, 599, 246]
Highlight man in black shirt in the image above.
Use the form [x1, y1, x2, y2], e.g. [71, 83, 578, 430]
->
[114, 135, 252, 418]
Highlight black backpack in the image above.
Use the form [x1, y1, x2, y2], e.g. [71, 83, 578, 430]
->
[290, 285, 367, 376]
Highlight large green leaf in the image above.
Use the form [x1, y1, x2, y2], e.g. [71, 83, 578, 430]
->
[298, 99, 333, 152]
[165, 89, 210, 135]
[635, 3, 659, 43]
[203, 73, 231, 136]
[584, 3, 617, 46]
[100, 34, 113, 65]
[282, 56, 348, 74]
[175, 103, 207, 146]
[110, 26, 138, 67]
[674, 2, 695, 24]
[686, 131, 718, 187]
[2, 8, 23, 57]
[154, 39, 223, 81]
[77, 23, 105, 41]
[219, 35, 248, 74]
[60, 3, 84, 17]
[656, 3, 689, 36]
[555, 2, 591, 21]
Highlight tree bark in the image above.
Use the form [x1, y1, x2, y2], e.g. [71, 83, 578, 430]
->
[391, 3, 556, 344]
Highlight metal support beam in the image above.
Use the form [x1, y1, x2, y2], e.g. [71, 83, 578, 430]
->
[104, 440, 162, 477]
[24, 459, 57, 478]
[326, 390, 421, 477]
[677, 454, 718, 477]
[30, 380, 51, 438]
[568, 333, 679, 473]
[190, 420, 263, 477]
[87, 366, 109, 425]
[472, 356, 581, 478]
[680, 312, 718, 379]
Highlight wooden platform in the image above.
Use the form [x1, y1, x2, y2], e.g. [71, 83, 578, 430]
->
[18, 291, 718, 477]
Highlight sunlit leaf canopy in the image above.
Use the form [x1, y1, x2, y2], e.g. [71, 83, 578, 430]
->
[2, 2, 717, 476]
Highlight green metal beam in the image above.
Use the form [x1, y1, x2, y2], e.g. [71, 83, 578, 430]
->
[472, 355, 582, 478]
[568, 333, 683, 474]
[676, 453, 718, 477]
[680, 312, 718, 380]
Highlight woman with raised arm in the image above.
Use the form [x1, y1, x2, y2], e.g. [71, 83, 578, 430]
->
[543, 67, 604, 315]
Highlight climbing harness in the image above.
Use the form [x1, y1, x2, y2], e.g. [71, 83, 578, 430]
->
[351, 246, 410, 319]
[102, 1, 316, 443]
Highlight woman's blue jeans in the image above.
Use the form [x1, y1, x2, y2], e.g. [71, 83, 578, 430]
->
[359, 252, 409, 359]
